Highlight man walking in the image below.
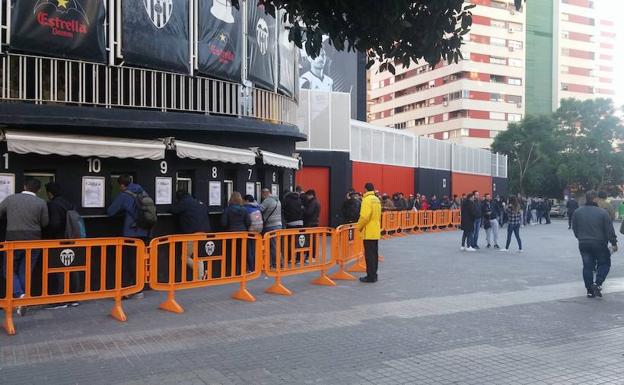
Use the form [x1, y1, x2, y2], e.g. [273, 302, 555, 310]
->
[572, 190, 618, 298]
[357, 183, 382, 283]
[0, 178, 49, 316]
[566, 197, 579, 230]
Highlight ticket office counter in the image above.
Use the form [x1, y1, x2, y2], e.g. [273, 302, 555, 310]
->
[0, 146, 293, 239]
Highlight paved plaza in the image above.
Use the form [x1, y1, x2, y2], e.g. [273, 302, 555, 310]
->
[2, 220, 624, 384]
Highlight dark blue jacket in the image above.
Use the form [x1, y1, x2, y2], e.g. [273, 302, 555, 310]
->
[221, 204, 251, 232]
[170, 194, 211, 234]
[107, 183, 150, 238]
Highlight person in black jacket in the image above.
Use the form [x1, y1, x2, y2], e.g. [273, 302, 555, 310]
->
[303, 190, 321, 227]
[460, 193, 477, 251]
[170, 190, 211, 234]
[471, 191, 483, 249]
[566, 197, 579, 229]
[44, 182, 80, 308]
[282, 189, 304, 228]
[221, 192, 251, 276]
[341, 190, 361, 224]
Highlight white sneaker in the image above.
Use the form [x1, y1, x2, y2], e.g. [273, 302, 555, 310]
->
[518, 249, 523, 253]
[16, 293, 26, 316]
[460, 247, 466, 251]
[466, 247, 476, 252]
[500, 248, 509, 252]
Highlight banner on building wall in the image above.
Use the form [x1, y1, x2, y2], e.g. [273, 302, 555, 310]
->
[197, 0, 243, 82]
[10, 0, 107, 63]
[277, 10, 296, 97]
[247, 3, 276, 90]
[122, 0, 190, 74]
[299, 36, 359, 116]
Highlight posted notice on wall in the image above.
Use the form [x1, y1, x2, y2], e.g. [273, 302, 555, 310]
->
[82, 176, 105, 208]
[271, 183, 279, 197]
[0, 173, 15, 203]
[155, 177, 173, 205]
[246, 182, 255, 198]
[209, 181, 222, 206]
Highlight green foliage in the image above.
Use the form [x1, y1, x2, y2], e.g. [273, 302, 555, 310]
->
[492, 98, 624, 197]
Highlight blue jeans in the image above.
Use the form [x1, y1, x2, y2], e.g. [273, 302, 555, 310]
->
[263, 225, 282, 268]
[6, 249, 41, 297]
[579, 242, 611, 289]
[505, 224, 522, 250]
[472, 218, 482, 247]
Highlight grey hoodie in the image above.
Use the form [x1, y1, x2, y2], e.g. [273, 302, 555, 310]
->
[260, 195, 282, 229]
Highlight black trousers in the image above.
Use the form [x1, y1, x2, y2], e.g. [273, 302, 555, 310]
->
[364, 240, 379, 279]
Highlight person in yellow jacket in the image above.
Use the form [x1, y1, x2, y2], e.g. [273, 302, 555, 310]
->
[357, 183, 382, 283]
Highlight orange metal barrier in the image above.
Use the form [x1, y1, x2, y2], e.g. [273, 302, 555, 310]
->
[331, 224, 364, 280]
[148, 232, 262, 313]
[433, 210, 452, 231]
[263, 227, 336, 295]
[1, 238, 145, 335]
[400, 211, 418, 234]
[451, 210, 461, 228]
[382, 211, 401, 238]
[417, 210, 435, 232]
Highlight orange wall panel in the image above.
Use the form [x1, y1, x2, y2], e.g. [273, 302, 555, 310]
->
[352, 162, 414, 196]
[295, 167, 330, 227]
[452, 173, 492, 197]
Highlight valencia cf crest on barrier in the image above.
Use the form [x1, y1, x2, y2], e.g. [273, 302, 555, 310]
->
[59, 249, 76, 267]
[143, 0, 173, 29]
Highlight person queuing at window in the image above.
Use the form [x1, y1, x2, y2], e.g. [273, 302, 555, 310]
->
[282, 187, 304, 229]
[244, 195, 264, 272]
[0, 178, 49, 316]
[260, 188, 282, 268]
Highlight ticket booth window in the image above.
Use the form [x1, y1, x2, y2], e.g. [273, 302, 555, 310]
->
[224, 180, 234, 203]
[176, 171, 193, 195]
[110, 174, 134, 201]
[24, 172, 55, 201]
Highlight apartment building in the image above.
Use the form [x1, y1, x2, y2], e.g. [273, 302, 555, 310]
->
[367, 0, 526, 148]
[526, 0, 616, 115]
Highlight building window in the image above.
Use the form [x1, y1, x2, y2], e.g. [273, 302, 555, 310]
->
[508, 58, 523, 67]
[508, 77, 522, 86]
[561, 83, 569, 91]
[561, 30, 569, 39]
[491, 19, 506, 29]
[508, 22, 523, 32]
[491, 75, 505, 83]
[508, 113, 522, 122]
[508, 40, 523, 49]
[490, 112, 506, 120]
[507, 95, 523, 104]
[460, 128, 470, 137]
[490, 0, 507, 9]
[442, 132, 450, 140]
[490, 93, 504, 102]
[490, 37, 506, 47]
[490, 56, 507, 65]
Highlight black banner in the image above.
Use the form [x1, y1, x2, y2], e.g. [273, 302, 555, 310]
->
[197, 0, 242, 82]
[247, 3, 276, 90]
[277, 11, 296, 97]
[122, 0, 190, 74]
[10, 0, 107, 63]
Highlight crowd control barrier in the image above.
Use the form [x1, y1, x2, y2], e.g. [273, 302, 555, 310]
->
[451, 210, 461, 228]
[263, 227, 336, 296]
[417, 211, 435, 232]
[331, 224, 364, 280]
[433, 210, 452, 231]
[1, 238, 145, 335]
[401, 211, 418, 234]
[148, 232, 262, 313]
[381, 211, 401, 239]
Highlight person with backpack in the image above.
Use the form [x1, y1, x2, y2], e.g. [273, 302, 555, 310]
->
[43, 182, 83, 309]
[221, 192, 251, 276]
[170, 190, 211, 280]
[244, 195, 263, 271]
[107, 175, 156, 298]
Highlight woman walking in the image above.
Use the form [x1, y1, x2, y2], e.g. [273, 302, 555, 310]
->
[502, 196, 523, 252]
[460, 193, 477, 251]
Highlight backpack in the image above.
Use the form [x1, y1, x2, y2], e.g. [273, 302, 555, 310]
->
[65, 209, 87, 239]
[126, 190, 158, 229]
[248, 209, 264, 233]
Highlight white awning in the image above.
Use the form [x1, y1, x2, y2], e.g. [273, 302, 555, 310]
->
[261, 150, 300, 169]
[175, 140, 256, 165]
[5, 131, 166, 160]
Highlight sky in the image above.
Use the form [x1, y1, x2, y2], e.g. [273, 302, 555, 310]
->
[597, 0, 624, 108]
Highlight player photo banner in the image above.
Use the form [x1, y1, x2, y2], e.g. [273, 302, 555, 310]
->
[277, 10, 296, 97]
[122, 0, 190, 74]
[247, 3, 276, 91]
[197, 0, 242, 82]
[10, 0, 107, 63]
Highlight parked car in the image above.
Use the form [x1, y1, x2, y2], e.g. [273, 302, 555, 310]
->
[550, 204, 567, 218]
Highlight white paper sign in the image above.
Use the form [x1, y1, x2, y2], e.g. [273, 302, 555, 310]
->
[271, 183, 279, 197]
[82, 176, 105, 208]
[155, 177, 172, 205]
[0, 174, 15, 203]
[209, 181, 222, 206]
[246, 182, 255, 198]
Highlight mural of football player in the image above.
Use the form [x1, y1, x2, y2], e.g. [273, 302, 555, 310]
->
[300, 47, 333, 91]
